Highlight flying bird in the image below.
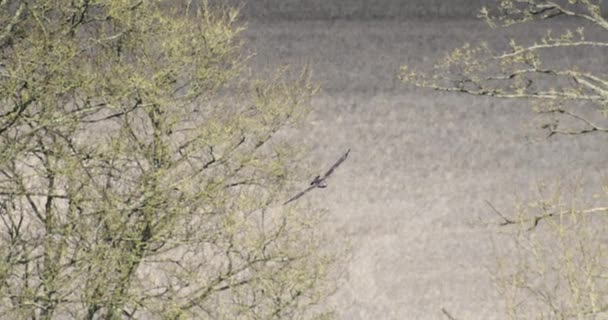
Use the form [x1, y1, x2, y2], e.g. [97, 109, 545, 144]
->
[283, 149, 351, 205]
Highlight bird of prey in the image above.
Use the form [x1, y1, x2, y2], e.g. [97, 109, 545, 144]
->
[283, 149, 351, 205]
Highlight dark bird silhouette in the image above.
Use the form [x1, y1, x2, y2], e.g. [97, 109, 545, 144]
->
[283, 149, 351, 205]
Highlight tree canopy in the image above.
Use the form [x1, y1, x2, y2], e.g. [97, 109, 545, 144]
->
[0, 1, 337, 319]
[402, 1, 608, 318]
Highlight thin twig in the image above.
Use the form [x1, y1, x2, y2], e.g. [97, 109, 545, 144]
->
[487, 200, 608, 230]
[485, 200, 515, 226]
[441, 307, 459, 320]
[540, 108, 608, 137]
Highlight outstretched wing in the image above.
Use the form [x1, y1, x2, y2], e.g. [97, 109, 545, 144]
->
[283, 185, 316, 205]
[321, 149, 351, 179]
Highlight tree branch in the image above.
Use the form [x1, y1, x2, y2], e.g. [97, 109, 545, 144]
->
[495, 40, 608, 60]
[540, 108, 608, 137]
[441, 307, 459, 320]
[494, 205, 608, 230]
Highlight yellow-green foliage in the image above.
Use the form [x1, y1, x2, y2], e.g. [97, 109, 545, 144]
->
[401, 1, 608, 318]
[0, 1, 336, 319]
[401, 1, 608, 112]
[492, 184, 608, 319]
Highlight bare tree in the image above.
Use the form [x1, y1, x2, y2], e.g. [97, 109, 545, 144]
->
[402, 0, 608, 137]
[0, 1, 339, 319]
[401, 1, 608, 318]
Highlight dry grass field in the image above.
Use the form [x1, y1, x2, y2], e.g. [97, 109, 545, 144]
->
[242, 17, 608, 319]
